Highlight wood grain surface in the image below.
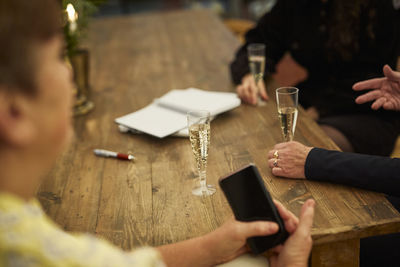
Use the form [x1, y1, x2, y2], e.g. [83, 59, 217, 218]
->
[37, 9, 400, 266]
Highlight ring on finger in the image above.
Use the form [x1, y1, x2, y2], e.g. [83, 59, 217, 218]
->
[273, 150, 279, 159]
[273, 159, 278, 167]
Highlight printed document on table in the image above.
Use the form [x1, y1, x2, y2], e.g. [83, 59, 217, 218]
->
[157, 88, 240, 116]
[115, 104, 187, 138]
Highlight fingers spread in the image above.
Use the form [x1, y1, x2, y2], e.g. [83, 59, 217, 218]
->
[352, 77, 384, 91]
[355, 89, 382, 104]
[371, 97, 386, 110]
[383, 64, 400, 81]
[383, 101, 395, 111]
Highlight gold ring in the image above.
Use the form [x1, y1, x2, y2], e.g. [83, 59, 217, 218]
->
[273, 150, 279, 159]
[273, 159, 278, 167]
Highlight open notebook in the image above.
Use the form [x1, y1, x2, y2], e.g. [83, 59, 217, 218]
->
[115, 88, 241, 138]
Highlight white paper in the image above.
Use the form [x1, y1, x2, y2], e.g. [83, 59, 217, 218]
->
[115, 104, 187, 138]
[118, 116, 216, 138]
[115, 88, 241, 138]
[157, 88, 240, 116]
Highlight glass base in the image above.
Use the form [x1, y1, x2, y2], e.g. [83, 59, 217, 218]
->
[192, 184, 216, 196]
[74, 99, 94, 116]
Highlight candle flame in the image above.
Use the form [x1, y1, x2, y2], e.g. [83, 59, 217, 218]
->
[66, 3, 78, 22]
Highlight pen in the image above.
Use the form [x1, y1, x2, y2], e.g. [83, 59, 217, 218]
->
[93, 149, 135, 161]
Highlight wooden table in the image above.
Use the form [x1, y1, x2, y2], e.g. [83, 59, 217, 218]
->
[38, 10, 400, 267]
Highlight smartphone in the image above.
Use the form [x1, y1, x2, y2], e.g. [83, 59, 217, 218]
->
[219, 164, 289, 254]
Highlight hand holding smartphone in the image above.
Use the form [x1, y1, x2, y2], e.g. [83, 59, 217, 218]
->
[219, 164, 289, 254]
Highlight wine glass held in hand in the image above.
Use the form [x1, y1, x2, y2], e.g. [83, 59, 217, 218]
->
[276, 87, 299, 142]
[187, 110, 216, 196]
[247, 43, 266, 105]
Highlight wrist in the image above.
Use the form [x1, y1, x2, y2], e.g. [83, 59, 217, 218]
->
[199, 231, 221, 266]
[157, 234, 216, 267]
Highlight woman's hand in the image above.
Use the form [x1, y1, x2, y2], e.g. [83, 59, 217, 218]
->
[158, 198, 314, 267]
[236, 73, 268, 105]
[268, 141, 313, 179]
[353, 64, 400, 111]
[269, 199, 315, 267]
[158, 217, 281, 267]
[203, 218, 280, 265]
[205, 199, 311, 266]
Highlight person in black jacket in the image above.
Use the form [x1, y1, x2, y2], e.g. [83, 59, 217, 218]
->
[267, 65, 400, 267]
[266, 64, 400, 192]
[231, 0, 400, 156]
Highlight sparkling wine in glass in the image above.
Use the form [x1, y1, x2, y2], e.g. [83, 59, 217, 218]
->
[187, 110, 216, 196]
[247, 43, 266, 102]
[276, 87, 299, 142]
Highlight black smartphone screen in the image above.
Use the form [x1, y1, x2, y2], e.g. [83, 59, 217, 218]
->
[219, 164, 289, 254]
[220, 166, 276, 221]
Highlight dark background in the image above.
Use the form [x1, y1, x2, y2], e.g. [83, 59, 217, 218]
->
[95, 0, 277, 20]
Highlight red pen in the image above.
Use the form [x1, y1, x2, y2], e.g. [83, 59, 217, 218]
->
[93, 149, 135, 161]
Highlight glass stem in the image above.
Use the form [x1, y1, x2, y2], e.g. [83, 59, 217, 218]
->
[199, 169, 207, 188]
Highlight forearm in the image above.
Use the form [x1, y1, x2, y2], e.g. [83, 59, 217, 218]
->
[305, 148, 400, 197]
[157, 234, 216, 267]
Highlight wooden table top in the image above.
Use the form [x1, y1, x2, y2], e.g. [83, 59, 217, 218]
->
[38, 10, 400, 251]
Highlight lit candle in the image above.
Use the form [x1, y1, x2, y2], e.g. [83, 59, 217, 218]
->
[66, 3, 78, 33]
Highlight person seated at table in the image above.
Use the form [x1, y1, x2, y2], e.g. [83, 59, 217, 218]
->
[266, 65, 400, 267]
[230, 0, 400, 156]
[0, 1, 315, 266]
[267, 64, 400, 197]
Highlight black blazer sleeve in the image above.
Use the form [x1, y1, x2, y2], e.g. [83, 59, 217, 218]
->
[229, 0, 289, 84]
[305, 148, 400, 197]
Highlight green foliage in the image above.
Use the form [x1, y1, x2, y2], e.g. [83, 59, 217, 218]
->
[62, 0, 105, 57]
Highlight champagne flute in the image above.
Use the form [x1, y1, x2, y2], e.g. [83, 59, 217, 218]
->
[187, 110, 216, 196]
[247, 43, 266, 104]
[276, 87, 299, 142]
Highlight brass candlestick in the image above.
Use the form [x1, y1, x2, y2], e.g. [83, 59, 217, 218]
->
[70, 49, 94, 116]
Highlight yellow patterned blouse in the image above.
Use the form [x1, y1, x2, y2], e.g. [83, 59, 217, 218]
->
[0, 192, 165, 267]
